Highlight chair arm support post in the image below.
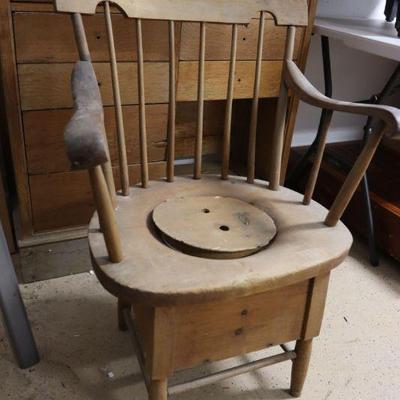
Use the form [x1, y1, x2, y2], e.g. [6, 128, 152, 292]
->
[89, 166, 123, 263]
[324, 126, 386, 226]
[285, 60, 400, 226]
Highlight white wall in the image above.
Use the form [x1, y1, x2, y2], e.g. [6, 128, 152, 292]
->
[292, 0, 398, 146]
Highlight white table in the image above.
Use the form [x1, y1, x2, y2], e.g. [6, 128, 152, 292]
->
[314, 17, 400, 61]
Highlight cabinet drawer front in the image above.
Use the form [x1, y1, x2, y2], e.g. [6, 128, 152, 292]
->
[24, 101, 225, 175]
[14, 13, 175, 63]
[180, 19, 303, 61]
[19, 60, 283, 111]
[29, 163, 166, 231]
[14, 13, 304, 63]
[171, 280, 309, 371]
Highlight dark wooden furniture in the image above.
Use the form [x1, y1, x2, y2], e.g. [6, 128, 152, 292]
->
[0, 0, 317, 257]
[53, 1, 400, 399]
[291, 141, 400, 262]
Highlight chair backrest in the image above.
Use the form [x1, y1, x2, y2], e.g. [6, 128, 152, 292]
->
[55, 0, 309, 262]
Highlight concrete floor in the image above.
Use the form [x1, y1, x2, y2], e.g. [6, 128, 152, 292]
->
[1, 239, 399, 400]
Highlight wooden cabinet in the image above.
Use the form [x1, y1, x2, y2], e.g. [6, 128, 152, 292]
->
[0, 0, 317, 249]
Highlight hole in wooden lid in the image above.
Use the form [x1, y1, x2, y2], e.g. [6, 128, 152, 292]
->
[202, 208, 210, 213]
[219, 225, 230, 231]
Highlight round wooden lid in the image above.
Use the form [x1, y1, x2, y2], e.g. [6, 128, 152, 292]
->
[152, 196, 277, 259]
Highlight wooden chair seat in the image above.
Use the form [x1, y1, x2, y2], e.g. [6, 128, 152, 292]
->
[90, 174, 352, 307]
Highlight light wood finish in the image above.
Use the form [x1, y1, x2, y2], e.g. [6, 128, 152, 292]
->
[12, 2, 123, 13]
[104, 1, 129, 195]
[290, 339, 313, 397]
[178, 60, 282, 101]
[27, 2, 378, 397]
[55, 0, 309, 26]
[166, 279, 309, 370]
[303, 110, 333, 205]
[269, 26, 296, 190]
[221, 24, 238, 180]
[169, 351, 296, 394]
[302, 272, 330, 340]
[135, 18, 149, 188]
[90, 175, 352, 306]
[325, 127, 386, 227]
[194, 22, 206, 179]
[149, 380, 168, 400]
[71, 13, 90, 61]
[88, 166, 122, 262]
[247, 12, 265, 184]
[119, 274, 327, 397]
[167, 20, 176, 182]
[123, 308, 151, 392]
[152, 196, 276, 259]
[149, 307, 177, 379]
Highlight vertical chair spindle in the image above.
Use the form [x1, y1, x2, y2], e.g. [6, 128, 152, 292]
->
[325, 126, 386, 227]
[104, 1, 130, 196]
[221, 24, 238, 180]
[71, 13, 90, 61]
[247, 11, 265, 184]
[303, 110, 333, 205]
[167, 20, 176, 182]
[71, 12, 117, 207]
[89, 165, 123, 263]
[194, 22, 206, 179]
[269, 26, 296, 190]
[136, 18, 149, 188]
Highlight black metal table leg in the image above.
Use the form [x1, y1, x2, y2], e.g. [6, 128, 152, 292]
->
[287, 35, 332, 189]
[358, 63, 400, 265]
[0, 222, 39, 369]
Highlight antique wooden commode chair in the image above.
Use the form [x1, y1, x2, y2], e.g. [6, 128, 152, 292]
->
[54, 0, 400, 398]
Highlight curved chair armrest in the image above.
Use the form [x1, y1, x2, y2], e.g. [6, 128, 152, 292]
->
[285, 60, 400, 136]
[64, 61, 108, 169]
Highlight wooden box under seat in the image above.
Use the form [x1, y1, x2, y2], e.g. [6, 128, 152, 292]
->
[131, 273, 329, 380]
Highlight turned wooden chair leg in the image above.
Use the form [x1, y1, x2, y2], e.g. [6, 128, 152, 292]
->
[290, 338, 313, 398]
[150, 379, 168, 400]
[117, 298, 131, 331]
